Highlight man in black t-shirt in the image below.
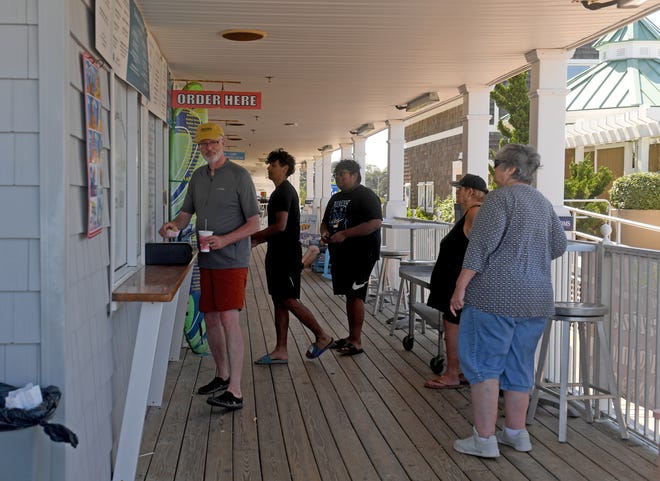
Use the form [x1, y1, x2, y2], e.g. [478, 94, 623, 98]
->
[252, 149, 333, 364]
[321, 159, 383, 356]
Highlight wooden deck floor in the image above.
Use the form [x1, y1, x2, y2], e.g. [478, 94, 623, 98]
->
[136, 245, 657, 481]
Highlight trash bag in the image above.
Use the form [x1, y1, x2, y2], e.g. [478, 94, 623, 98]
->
[0, 383, 78, 447]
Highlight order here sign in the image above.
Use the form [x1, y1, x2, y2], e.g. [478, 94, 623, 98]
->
[171, 90, 262, 109]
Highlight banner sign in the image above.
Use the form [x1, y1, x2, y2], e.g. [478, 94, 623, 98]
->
[171, 90, 262, 109]
[559, 216, 574, 231]
[225, 151, 246, 161]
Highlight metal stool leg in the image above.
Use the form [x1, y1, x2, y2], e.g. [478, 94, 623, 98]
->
[577, 323, 594, 423]
[372, 257, 389, 315]
[558, 321, 571, 443]
[527, 319, 553, 424]
[390, 277, 406, 335]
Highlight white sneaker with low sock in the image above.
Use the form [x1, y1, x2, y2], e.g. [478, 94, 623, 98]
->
[453, 427, 500, 458]
[496, 428, 532, 452]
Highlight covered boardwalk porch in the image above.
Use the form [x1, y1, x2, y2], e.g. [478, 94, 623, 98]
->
[136, 245, 657, 481]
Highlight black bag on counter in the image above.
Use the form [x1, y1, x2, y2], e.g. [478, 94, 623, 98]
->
[145, 242, 193, 265]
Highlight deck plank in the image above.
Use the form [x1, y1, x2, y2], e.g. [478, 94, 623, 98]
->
[138, 244, 658, 481]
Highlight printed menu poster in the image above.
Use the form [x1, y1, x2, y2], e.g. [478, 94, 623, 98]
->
[83, 53, 104, 238]
[96, 0, 167, 118]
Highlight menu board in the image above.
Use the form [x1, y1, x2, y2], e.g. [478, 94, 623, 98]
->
[146, 34, 169, 121]
[95, 0, 168, 119]
[126, 0, 149, 99]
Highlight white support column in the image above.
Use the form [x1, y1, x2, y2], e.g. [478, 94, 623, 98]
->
[290, 163, 301, 192]
[458, 84, 492, 182]
[635, 137, 650, 172]
[526, 49, 574, 208]
[385, 119, 406, 219]
[320, 149, 333, 216]
[340, 142, 353, 160]
[312, 155, 322, 212]
[353, 136, 366, 174]
[301, 160, 313, 213]
[623, 142, 635, 174]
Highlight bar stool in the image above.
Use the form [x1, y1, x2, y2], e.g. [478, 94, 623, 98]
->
[372, 248, 409, 315]
[526, 301, 629, 443]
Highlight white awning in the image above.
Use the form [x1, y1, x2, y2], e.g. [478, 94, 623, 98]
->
[565, 107, 660, 147]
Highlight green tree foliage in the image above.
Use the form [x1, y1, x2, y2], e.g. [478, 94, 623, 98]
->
[491, 71, 530, 147]
[564, 157, 613, 199]
[299, 164, 307, 205]
[406, 194, 456, 223]
[564, 157, 614, 236]
[435, 194, 456, 223]
[610, 172, 660, 210]
[365, 164, 388, 201]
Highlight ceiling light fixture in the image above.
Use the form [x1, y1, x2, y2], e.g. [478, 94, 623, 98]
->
[349, 123, 375, 136]
[395, 92, 440, 112]
[317, 144, 333, 152]
[213, 119, 245, 127]
[616, 0, 648, 6]
[577, 0, 647, 9]
[284, 122, 298, 127]
[220, 29, 267, 41]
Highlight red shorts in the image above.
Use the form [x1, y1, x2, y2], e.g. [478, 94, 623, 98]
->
[199, 268, 248, 313]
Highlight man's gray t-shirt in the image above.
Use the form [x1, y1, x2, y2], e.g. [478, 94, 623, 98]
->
[182, 160, 259, 269]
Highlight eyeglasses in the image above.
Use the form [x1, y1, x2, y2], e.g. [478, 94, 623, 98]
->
[198, 140, 220, 148]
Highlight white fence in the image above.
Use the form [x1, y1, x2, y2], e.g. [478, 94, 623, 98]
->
[540, 241, 659, 444]
[389, 214, 660, 444]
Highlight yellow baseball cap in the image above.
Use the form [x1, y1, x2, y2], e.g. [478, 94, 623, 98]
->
[195, 123, 224, 143]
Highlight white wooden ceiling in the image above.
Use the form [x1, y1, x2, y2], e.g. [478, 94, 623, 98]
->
[136, 0, 660, 175]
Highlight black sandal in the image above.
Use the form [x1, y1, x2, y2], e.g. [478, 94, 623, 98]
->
[338, 342, 364, 356]
[330, 338, 349, 350]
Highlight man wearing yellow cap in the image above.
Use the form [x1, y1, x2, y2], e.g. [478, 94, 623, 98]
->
[159, 122, 260, 410]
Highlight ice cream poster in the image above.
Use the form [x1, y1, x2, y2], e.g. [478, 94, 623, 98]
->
[83, 53, 104, 238]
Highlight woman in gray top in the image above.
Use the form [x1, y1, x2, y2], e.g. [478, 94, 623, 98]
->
[449, 144, 567, 458]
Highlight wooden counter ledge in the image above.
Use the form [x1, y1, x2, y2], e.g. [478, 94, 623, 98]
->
[112, 256, 196, 303]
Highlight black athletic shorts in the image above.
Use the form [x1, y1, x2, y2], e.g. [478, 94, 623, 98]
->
[329, 247, 378, 301]
[265, 245, 302, 302]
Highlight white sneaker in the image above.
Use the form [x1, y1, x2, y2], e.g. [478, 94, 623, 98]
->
[453, 427, 500, 458]
[496, 429, 532, 452]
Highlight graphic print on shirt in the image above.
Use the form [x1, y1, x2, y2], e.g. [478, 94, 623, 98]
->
[327, 199, 350, 233]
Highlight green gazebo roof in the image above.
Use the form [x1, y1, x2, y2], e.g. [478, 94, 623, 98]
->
[567, 18, 660, 111]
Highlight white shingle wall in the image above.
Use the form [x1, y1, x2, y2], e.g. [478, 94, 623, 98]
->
[62, 1, 116, 479]
[0, 0, 118, 479]
[0, 0, 40, 387]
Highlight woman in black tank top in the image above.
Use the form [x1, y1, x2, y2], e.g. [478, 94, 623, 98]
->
[424, 174, 487, 389]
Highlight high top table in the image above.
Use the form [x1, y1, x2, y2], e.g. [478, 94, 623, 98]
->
[111, 256, 195, 481]
[381, 219, 449, 260]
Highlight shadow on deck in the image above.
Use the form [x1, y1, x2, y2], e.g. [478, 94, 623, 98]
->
[136, 245, 657, 481]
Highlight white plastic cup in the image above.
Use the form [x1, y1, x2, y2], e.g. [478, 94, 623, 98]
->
[165, 228, 179, 239]
[198, 230, 213, 252]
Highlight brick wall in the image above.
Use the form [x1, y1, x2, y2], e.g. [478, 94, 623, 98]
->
[404, 105, 500, 209]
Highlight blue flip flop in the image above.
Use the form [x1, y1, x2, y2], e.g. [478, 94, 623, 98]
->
[254, 353, 288, 365]
[305, 338, 334, 359]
